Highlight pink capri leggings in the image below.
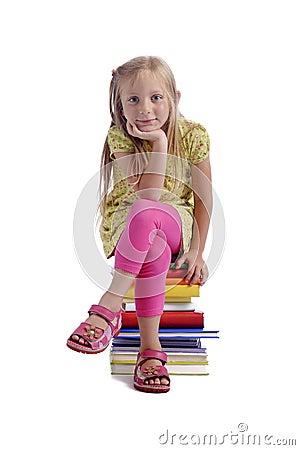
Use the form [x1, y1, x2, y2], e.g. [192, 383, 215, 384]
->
[114, 199, 182, 317]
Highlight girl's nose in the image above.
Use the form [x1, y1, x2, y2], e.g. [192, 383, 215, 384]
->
[139, 99, 151, 114]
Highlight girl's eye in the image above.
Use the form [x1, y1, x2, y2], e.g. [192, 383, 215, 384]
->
[152, 95, 163, 101]
[128, 96, 139, 103]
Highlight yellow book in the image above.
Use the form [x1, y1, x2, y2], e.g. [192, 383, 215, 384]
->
[123, 296, 193, 304]
[110, 353, 208, 364]
[124, 284, 199, 299]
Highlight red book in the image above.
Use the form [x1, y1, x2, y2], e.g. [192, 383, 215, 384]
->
[121, 310, 204, 329]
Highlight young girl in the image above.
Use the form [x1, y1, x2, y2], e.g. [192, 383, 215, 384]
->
[67, 56, 212, 393]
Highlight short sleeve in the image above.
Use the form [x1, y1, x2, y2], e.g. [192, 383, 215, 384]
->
[186, 125, 210, 165]
[107, 126, 135, 159]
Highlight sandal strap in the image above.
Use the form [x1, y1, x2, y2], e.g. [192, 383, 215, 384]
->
[88, 304, 119, 323]
[138, 350, 168, 366]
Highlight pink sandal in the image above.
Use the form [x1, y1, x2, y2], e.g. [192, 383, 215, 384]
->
[134, 350, 170, 393]
[66, 304, 122, 354]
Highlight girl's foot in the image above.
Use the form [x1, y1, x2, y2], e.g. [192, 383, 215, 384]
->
[71, 303, 120, 346]
[70, 296, 122, 346]
[139, 348, 170, 386]
[134, 349, 170, 393]
[137, 315, 169, 387]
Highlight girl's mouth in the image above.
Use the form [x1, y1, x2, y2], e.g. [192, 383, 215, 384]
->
[136, 119, 157, 124]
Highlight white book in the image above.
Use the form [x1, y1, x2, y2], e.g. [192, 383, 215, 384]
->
[111, 363, 209, 375]
[123, 302, 196, 312]
[110, 351, 208, 363]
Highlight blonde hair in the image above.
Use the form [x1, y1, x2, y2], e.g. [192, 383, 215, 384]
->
[98, 56, 184, 218]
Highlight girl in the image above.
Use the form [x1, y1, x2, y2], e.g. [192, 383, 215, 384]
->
[67, 56, 212, 393]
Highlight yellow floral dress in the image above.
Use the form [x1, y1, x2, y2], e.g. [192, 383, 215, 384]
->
[99, 115, 210, 259]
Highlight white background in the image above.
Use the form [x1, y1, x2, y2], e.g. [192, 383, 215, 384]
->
[1, 1, 299, 449]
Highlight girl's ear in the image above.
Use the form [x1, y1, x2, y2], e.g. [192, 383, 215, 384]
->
[176, 90, 181, 104]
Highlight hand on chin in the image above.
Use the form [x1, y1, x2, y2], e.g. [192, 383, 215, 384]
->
[126, 121, 165, 143]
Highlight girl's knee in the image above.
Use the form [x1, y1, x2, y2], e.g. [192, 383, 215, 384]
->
[127, 199, 158, 227]
[144, 238, 171, 271]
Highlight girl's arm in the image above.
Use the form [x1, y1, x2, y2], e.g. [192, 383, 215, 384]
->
[190, 157, 212, 255]
[175, 157, 212, 285]
[113, 122, 168, 202]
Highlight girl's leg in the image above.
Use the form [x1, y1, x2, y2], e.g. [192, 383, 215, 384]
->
[71, 268, 137, 345]
[134, 233, 178, 386]
[71, 199, 182, 357]
[115, 199, 182, 385]
[138, 316, 169, 386]
[114, 199, 182, 278]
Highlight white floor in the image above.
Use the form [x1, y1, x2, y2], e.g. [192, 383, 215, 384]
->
[2, 299, 297, 450]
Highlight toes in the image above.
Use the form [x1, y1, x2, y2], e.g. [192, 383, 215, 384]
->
[140, 360, 170, 388]
[71, 335, 88, 346]
[146, 377, 169, 386]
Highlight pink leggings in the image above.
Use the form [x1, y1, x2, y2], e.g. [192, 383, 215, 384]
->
[114, 199, 182, 317]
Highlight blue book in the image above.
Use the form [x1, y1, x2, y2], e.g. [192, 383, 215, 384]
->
[112, 336, 207, 352]
[118, 328, 219, 338]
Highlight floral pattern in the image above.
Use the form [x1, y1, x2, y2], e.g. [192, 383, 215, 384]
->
[142, 366, 159, 376]
[83, 325, 101, 341]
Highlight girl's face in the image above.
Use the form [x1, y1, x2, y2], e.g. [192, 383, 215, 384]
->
[120, 72, 170, 132]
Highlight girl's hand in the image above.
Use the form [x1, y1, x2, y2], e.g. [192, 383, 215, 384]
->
[175, 250, 209, 286]
[126, 121, 167, 145]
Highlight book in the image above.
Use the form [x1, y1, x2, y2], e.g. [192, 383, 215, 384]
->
[124, 284, 200, 299]
[166, 270, 188, 278]
[110, 350, 208, 363]
[127, 278, 199, 286]
[110, 362, 209, 375]
[118, 328, 219, 338]
[124, 297, 195, 305]
[165, 278, 200, 285]
[123, 301, 196, 312]
[111, 259, 219, 376]
[166, 285, 200, 297]
[166, 262, 189, 279]
[111, 336, 206, 352]
[123, 297, 194, 304]
[110, 333, 210, 375]
[111, 346, 206, 354]
[111, 346, 207, 353]
[164, 297, 194, 303]
[121, 310, 204, 328]
[169, 262, 188, 270]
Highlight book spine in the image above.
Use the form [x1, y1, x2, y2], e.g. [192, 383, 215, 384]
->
[124, 284, 200, 299]
[121, 311, 204, 328]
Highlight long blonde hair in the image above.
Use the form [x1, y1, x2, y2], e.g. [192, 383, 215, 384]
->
[98, 56, 184, 218]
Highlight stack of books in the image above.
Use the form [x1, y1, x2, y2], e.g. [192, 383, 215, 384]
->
[110, 263, 219, 376]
